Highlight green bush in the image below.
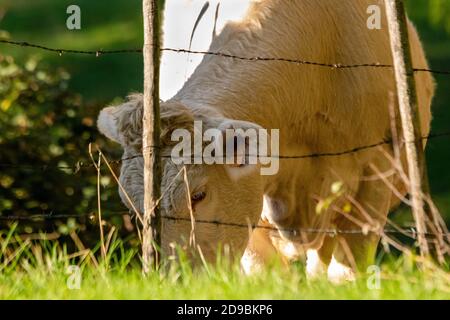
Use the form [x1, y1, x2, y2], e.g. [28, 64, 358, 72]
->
[0, 54, 129, 239]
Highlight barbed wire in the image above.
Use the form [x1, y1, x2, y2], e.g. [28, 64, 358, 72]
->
[0, 155, 145, 172]
[2, 39, 450, 75]
[0, 39, 142, 55]
[0, 212, 125, 221]
[0, 131, 449, 172]
[0, 210, 447, 241]
[163, 48, 450, 75]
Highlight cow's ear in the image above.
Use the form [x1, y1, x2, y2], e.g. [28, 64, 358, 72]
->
[217, 119, 263, 181]
[97, 94, 143, 147]
[98, 106, 123, 144]
[98, 98, 195, 149]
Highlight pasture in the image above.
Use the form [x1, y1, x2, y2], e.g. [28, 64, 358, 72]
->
[1, 0, 450, 299]
[1, 231, 449, 299]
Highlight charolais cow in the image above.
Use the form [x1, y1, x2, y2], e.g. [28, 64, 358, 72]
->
[97, 0, 434, 282]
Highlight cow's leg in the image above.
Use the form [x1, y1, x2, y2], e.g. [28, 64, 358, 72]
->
[328, 156, 393, 283]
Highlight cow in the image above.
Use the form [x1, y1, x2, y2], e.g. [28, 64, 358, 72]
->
[97, 0, 434, 282]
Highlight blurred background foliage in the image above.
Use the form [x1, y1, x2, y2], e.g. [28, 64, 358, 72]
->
[0, 0, 449, 243]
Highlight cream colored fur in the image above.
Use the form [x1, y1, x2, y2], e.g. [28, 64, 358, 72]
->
[98, 0, 434, 282]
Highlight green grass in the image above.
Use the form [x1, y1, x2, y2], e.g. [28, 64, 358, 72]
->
[1, 226, 449, 300]
[3, 264, 449, 300]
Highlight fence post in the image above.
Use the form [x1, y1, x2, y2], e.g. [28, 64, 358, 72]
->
[142, 0, 162, 274]
[385, 0, 429, 256]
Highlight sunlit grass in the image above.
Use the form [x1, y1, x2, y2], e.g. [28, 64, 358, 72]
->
[1, 225, 449, 300]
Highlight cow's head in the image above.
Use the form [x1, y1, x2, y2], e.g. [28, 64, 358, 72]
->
[97, 94, 264, 263]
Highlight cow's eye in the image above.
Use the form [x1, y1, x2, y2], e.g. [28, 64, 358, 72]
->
[191, 191, 206, 204]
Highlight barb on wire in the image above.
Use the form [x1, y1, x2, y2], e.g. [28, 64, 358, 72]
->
[2, 39, 450, 75]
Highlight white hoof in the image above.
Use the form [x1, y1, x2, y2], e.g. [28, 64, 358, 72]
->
[327, 256, 356, 284]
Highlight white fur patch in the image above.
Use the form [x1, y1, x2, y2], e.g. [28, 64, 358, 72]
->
[241, 248, 264, 275]
[277, 241, 302, 261]
[306, 250, 327, 279]
[261, 196, 271, 221]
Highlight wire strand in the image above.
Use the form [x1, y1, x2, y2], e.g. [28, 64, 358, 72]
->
[0, 210, 447, 240]
[2, 39, 450, 75]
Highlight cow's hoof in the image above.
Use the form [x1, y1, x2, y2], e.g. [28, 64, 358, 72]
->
[327, 256, 356, 284]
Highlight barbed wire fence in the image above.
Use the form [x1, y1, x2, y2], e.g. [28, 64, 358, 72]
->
[2, 39, 450, 75]
[1, 0, 450, 269]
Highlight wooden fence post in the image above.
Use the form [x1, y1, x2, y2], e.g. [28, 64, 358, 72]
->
[385, 0, 429, 256]
[142, 0, 162, 274]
